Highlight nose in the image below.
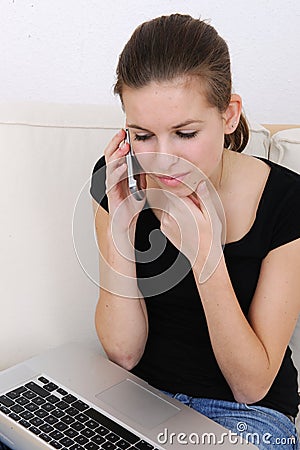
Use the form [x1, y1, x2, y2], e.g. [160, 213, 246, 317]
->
[153, 139, 180, 175]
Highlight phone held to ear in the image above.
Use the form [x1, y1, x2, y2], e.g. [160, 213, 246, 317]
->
[125, 129, 145, 201]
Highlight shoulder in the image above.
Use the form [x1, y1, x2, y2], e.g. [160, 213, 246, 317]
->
[90, 155, 108, 209]
[92, 154, 106, 174]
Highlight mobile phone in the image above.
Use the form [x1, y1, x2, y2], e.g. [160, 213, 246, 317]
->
[125, 129, 145, 201]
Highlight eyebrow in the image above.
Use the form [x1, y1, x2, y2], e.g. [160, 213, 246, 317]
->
[127, 119, 204, 132]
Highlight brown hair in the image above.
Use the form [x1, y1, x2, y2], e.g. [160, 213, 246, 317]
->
[114, 14, 249, 152]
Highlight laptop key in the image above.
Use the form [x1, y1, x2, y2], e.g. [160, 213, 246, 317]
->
[60, 436, 75, 447]
[62, 394, 78, 404]
[65, 406, 79, 416]
[81, 427, 95, 438]
[47, 394, 60, 404]
[38, 376, 49, 384]
[32, 396, 46, 406]
[76, 413, 89, 423]
[64, 428, 79, 439]
[6, 386, 27, 399]
[29, 417, 43, 427]
[35, 408, 49, 418]
[0, 405, 10, 414]
[19, 419, 31, 428]
[39, 432, 52, 443]
[85, 408, 140, 444]
[22, 390, 37, 400]
[106, 432, 121, 443]
[72, 400, 89, 412]
[74, 435, 88, 445]
[15, 396, 30, 406]
[95, 425, 109, 436]
[49, 430, 64, 441]
[71, 420, 85, 431]
[8, 413, 20, 422]
[24, 402, 39, 412]
[91, 434, 106, 445]
[44, 414, 59, 425]
[134, 440, 154, 450]
[56, 400, 69, 410]
[54, 421, 68, 432]
[29, 425, 41, 435]
[61, 414, 76, 425]
[44, 382, 58, 392]
[57, 388, 68, 396]
[11, 404, 24, 414]
[85, 419, 99, 429]
[52, 408, 66, 418]
[40, 423, 54, 433]
[102, 442, 117, 450]
[20, 410, 34, 420]
[50, 441, 63, 449]
[85, 443, 100, 450]
[25, 381, 49, 398]
[0, 395, 14, 407]
[116, 439, 131, 449]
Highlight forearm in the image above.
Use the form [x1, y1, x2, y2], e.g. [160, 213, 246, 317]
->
[96, 228, 148, 370]
[194, 257, 273, 403]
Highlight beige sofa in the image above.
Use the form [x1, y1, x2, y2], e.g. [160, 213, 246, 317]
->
[0, 102, 299, 425]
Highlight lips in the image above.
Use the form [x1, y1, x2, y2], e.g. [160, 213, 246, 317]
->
[156, 173, 188, 186]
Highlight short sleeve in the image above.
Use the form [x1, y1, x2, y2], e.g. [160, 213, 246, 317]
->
[269, 178, 300, 251]
[90, 155, 109, 212]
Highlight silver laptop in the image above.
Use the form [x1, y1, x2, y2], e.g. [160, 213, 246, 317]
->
[0, 341, 257, 449]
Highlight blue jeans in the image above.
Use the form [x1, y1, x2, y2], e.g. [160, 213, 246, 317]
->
[161, 392, 299, 450]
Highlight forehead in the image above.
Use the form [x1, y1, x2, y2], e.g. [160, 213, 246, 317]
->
[122, 77, 213, 126]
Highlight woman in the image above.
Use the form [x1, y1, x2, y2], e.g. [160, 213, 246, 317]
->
[91, 14, 300, 449]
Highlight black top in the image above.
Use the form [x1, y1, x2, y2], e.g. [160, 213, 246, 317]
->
[90, 155, 300, 417]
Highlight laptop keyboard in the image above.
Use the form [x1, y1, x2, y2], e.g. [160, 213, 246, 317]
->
[0, 376, 159, 450]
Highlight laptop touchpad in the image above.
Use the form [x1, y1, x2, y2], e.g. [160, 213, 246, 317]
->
[96, 379, 180, 429]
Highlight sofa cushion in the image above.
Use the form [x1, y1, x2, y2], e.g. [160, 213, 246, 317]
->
[269, 128, 300, 172]
[242, 120, 270, 158]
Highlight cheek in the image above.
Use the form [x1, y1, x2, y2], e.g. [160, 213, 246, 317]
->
[187, 135, 223, 173]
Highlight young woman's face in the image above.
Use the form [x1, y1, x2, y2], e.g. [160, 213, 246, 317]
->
[123, 77, 227, 196]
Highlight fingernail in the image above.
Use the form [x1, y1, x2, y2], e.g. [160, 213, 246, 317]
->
[198, 181, 207, 192]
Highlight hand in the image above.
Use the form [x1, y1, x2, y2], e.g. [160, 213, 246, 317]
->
[160, 181, 225, 282]
[104, 129, 146, 234]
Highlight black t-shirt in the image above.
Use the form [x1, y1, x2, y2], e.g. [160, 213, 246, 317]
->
[90, 155, 300, 417]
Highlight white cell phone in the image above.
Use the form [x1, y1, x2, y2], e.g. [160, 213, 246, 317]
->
[125, 129, 145, 201]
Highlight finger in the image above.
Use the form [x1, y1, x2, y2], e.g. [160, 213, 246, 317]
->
[140, 172, 147, 190]
[196, 181, 213, 216]
[106, 160, 128, 193]
[104, 129, 127, 160]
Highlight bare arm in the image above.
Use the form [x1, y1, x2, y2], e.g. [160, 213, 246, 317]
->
[161, 180, 300, 403]
[92, 129, 148, 370]
[194, 238, 300, 404]
[93, 200, 148, 370]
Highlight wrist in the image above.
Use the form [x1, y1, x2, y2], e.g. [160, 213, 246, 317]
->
[193, 243, 224, 284]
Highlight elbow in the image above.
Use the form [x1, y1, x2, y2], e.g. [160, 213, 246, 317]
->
[232, 384, 271, 405]
[107, 351, 141, 371]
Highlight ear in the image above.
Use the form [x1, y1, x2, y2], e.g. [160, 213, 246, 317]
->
[223, 94, 242, 134]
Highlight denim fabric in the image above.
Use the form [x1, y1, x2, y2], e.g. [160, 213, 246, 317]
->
[161, 391, 299, 450]
[0, 444, 11, 450]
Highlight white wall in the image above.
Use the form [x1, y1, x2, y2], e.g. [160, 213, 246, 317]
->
[1, 0, 299, 123]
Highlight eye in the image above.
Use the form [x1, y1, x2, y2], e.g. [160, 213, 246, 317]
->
[176, 131, 198, 139]
[134, 133, 152, 142]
